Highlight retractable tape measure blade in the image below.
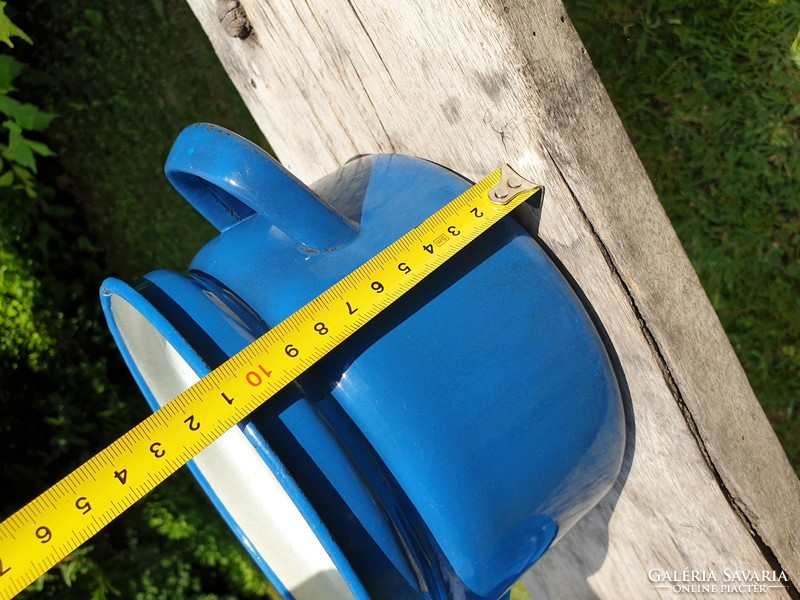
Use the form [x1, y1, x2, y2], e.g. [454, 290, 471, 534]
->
[0, 165, 541, 599]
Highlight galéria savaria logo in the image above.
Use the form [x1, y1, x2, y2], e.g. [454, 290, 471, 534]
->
[648, 568, 790, 595]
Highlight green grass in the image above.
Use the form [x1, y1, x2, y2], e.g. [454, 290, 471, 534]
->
[565, 0, 800, 471]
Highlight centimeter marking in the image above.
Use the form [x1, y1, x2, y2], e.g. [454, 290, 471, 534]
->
[0, 165, 541, 600]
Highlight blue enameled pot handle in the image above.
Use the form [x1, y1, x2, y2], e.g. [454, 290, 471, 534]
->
[165, 123, 357, 251]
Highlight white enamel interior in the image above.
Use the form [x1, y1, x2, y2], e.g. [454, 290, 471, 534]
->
[109, 294, 354, 600]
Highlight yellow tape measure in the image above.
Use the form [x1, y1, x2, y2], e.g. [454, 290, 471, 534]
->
[0, 165, 541, 599]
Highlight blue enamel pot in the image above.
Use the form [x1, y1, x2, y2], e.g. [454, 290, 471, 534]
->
[100, 123, 625, 600]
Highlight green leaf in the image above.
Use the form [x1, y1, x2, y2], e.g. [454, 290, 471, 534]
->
[11, 163, 36, 197]
[26, 138, 54, 157]
[0, 95, 57, 130]
[4, 117, 19, 134]
[0, 94, 21, 119]
[0, 169, 13, 186]
[16, 104, 57, 131]
[4, 120, 35, 170]
[6, 138, 34, 169]
[0, 1, 32, 47]
[791, 29, 800, 70]
[1, 119, 54, 174]
[11, 163, 32, 182]
[0, 54, 23, 93]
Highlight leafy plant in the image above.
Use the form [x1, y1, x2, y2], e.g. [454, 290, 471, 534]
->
[0, 3, 57, 372]
[0, 1, 30, 46]
[0, 3, 55, 198]
[1, 1, 276, 598]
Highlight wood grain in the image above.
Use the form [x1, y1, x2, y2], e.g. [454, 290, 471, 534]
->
[183, 0, 800, 597]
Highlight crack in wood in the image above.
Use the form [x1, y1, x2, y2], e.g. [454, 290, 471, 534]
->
[343, 0, 400, 94]
[542, 145, 798, 597]
[342, 51, 396, 153]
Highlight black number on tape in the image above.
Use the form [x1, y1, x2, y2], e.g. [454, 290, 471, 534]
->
[398, 262, 411, 275]
[222, 392, 234, 405]
[346, 301, 358, 315]
[0, 558, 10, 576]
[114, 469, 128, 485]
[75, 497, 92, 515]
[149, 442, 165, 458]
[447, 226, 461, 236]
[423, 243, 434, 254]
[314, 322, 329, 335]
[184, 415, 200, 431]
[35, 526, 52, 544]
[470, 207, 484, 218]
[371, 281, 384, 293]
[285, 344, 299, 358]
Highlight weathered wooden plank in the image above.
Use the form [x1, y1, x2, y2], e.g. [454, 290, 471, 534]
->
[185, 0, 800, 597]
